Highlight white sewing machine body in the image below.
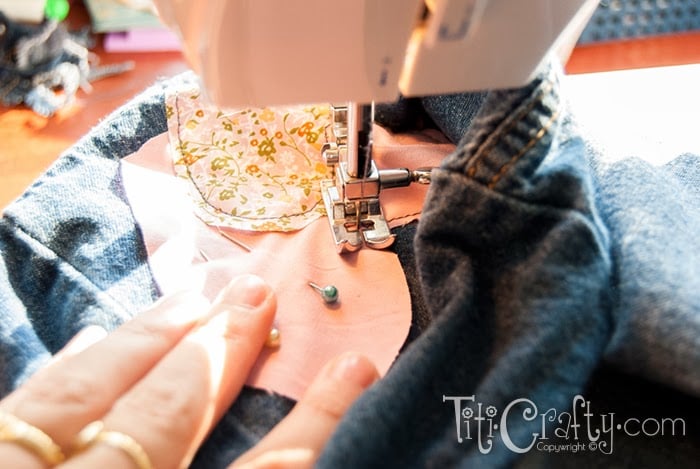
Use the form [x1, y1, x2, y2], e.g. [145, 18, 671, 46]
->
[153, 0, 598, 252]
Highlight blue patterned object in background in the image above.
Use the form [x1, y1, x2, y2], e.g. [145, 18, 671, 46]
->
[579, 0, 700, 43]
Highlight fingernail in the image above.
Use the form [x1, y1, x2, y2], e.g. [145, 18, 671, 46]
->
[328, 353, 379, 388]
[217, 274, 270, 309]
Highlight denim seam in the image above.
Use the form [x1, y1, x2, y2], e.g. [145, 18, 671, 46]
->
[465, 79, 558, 186]
[466, 79, 553, 175]
[487, 107, 561, 189]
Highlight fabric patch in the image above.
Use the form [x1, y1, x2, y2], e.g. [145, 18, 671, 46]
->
[121, 134, 412, 400]
[166, 89, 333, 232]
[120, 128, 453, 400]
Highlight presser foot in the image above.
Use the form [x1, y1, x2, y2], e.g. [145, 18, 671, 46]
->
[320, 179, 395, 254]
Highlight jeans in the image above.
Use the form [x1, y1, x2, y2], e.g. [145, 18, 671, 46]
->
[319, 62, 700, 468]
[1, 60, 698, 468]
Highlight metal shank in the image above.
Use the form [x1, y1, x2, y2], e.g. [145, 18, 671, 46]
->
[320, 102, 433, 254]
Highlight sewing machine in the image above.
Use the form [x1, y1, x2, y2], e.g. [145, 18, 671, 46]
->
[152, 0, 598, 253]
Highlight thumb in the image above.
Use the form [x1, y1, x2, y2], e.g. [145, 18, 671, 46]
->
[230, 352, 378, 469]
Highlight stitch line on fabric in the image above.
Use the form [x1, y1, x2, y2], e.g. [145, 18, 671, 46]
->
[200, 200, 325, 222]
[387, 210, 422, 224]
[487, 108, 561, 189]
[466, 79, 557, 181]
[174, 91, 208, 204]
[466, 79, 554, 177]
[170, 93, 326, 223]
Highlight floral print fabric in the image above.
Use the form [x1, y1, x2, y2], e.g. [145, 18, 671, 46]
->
[166, 88, 333, 231]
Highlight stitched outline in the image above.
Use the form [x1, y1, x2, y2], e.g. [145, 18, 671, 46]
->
[169, 92, 325, 224]
[387, 210, 422, 224]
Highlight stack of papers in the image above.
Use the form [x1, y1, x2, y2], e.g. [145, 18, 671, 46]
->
[83, 0, 162, 33]
[83, 0, 180, 52]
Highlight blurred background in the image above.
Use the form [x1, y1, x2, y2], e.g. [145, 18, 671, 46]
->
[2, 0, 700, 210]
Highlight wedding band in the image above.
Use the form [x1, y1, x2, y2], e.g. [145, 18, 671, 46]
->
[0, 410, 65, 465]
[73, 421, 153, 469]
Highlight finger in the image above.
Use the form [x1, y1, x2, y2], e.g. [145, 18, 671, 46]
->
[0, 289, 211, 451]
[65, 274, 277, 469]
[231, 353, 379, 469]
[46, 326, 108, 367]
[0, 327, 107, 469]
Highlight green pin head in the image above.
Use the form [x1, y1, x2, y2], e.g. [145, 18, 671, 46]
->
[45, 0, 70, 21]
[309, 282, 339, 304]
[320, 285, 339, 304]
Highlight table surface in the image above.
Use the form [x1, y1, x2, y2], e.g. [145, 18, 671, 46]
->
[2, 2, 700, 211]
[0, 1, 188, 210]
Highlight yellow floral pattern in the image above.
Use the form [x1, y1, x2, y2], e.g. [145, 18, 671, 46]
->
[166, 88, 332, 231]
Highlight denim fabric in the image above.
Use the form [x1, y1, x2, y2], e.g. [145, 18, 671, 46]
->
[317, 63, 700, 468]
[421, 91, 489, 145]
[0, 76, 294, 469]
[0, 80, 168, 394]
[375, 91, 488, 145]
[593, 155, 700, 395]
[1, 61, 699, 469]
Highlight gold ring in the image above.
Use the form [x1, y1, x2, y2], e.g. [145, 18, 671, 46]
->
[73, 421, 153, 469]
[0, 410, 65, 465]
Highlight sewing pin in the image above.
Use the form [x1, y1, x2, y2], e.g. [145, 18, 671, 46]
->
[217, 228, 253, 252]
[308, 282, 339, 304]
[265, 327, 281, 348]
[198, 249, 211, 262]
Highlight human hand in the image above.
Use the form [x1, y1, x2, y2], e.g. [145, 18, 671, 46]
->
[0, 274, 378, 468]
